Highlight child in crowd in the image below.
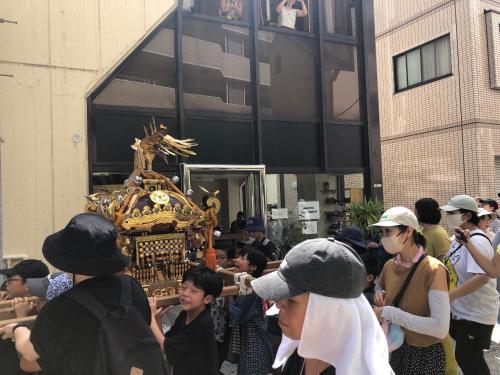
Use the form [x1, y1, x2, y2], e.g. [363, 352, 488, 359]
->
[149, 265, 223, 375]
[212, 245, 235, 370]
[229, 246, 273, 375]
[361, 252, 381, 305]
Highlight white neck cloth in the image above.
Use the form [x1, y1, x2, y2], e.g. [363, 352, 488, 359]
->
[274, 293, 394, 375]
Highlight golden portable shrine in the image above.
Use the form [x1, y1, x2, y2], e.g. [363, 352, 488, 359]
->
[85, 120, 221, 292]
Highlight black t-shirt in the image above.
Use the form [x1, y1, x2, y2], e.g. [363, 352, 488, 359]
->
[251, 237, 279, 260]
[30, 275, 150, 375]
[0, 339, 30, 375]
[282, 350, 336, 375]
[164, 307, 218, 375]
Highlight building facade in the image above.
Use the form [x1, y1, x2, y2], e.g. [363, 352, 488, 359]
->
[375, 0, 500, 210]
[0, 0, 380, 260]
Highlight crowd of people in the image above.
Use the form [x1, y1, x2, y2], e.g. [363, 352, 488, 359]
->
[0, 193, 499, 375]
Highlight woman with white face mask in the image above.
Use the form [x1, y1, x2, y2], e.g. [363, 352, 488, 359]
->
[372, 207, 450, 375]
[440, 195, 499, 375]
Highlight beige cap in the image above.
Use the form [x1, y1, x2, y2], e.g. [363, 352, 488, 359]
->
[370, 207, 421, 231]
[440, 195, 479, 213]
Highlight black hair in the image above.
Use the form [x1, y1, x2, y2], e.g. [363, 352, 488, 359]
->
[360, 253, 381, 278]
[0, 280, 7, 291]
[237, 211, 244, 217]
[215, 244, 235, 259]
[239, 246, 267, 278]
[182, 265, 223, 298]
[414, 198, 441, 225]
[397, 225, 426, 248]
[458, 209, 480, 226]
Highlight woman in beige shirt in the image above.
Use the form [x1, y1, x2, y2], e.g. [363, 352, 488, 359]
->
[372, 207, 450, 375]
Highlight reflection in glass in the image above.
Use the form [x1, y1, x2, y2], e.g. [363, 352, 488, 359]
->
[323, 42, 360, 121]
[93, 22, 176, 110]
[183, 18, 252, 114]
[258, 31, 318, 121]
[322, 0, 357, 37]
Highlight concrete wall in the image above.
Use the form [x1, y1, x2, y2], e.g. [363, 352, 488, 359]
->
[0, 0, 176, 259]
[375, 0, 500, 210]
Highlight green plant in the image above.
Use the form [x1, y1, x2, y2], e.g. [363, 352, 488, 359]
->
[347, 199, 384, 234]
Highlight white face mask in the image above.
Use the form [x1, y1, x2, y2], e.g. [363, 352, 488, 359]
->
[381, 234, 406, 255]
[247, 236, 255, 242]
[446, 213, 465, 229]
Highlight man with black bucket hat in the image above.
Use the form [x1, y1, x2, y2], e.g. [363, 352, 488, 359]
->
[0, 213, 167, 375]
[251, 238, 394, 375]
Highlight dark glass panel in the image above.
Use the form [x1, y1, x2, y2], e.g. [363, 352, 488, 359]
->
[323, 42, 360, 121]
[185, 119, 254, 164]
[263, 121, 320, 168]
[258, 31, 318, 121]
[182, 18, 252, 115]
[326, 125, 364, 168]
[322, 0, 357, 37]
[93, 20, 176, 110]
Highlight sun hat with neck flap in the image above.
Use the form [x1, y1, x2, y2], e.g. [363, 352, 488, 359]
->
[42, 213, 129, 277]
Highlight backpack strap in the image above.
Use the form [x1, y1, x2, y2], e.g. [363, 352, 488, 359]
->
[392, 254, 427, 308]
[66, 287, 109, 323]
[447, 232, 492, 261]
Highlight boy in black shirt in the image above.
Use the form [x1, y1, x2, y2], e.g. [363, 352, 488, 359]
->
[149, 265, 223, 375]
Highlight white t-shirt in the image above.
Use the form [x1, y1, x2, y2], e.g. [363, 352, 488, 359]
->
[447, 229, 500, 325]
[278, 7, 297, 29]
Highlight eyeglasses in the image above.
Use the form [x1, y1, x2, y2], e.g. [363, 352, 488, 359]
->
[6, 277, 24, 284]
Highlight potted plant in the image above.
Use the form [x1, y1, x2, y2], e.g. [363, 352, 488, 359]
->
[346, 199, 384, 234]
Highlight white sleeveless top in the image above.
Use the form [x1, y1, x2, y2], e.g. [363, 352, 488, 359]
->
[278, 7, 297, 29]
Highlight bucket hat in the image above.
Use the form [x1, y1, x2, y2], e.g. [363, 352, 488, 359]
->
[42, 213, 129, 276]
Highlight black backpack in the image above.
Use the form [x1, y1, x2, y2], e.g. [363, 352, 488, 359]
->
[66, 276, 167, 375]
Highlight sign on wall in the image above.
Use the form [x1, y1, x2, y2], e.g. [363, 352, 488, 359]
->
[298, 201, 320, 221]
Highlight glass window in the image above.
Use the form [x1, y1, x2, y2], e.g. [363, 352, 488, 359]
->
[394, 35, 451, 92]
[421, 43, 436, 81]
[92, 21, 176, 110]
[259, 0, 313, 33]
[258, 30, 318, 121]
[92, 114, 178, 169]
[326, 125, 363, 168]
[263, 121, 320, 168]
[323, 42, 360, 121]
[184, 0, 249, 22]
[185, 119, 254, 164]
[182, 18, 252, 115]
[264, 173, 366, 251]
[322, 0, 357, 37]
[406, 49, 421, 86]
[395, 55, 407, 91]
[435, 36, 452, 77]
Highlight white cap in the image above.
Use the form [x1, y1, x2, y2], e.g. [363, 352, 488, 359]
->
[478, 208, 497, 219]
[440, 195, 479, 213]
[370, 207, 421, 231]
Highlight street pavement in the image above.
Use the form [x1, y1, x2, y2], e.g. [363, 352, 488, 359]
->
[485, 326, 500, 374]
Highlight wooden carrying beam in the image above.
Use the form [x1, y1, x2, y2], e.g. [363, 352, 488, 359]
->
[0, 296, 40, 309]
[0, 263, 282, 327]
[0, 285, 243, 327]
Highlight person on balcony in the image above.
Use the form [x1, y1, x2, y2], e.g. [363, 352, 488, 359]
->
[276, 0, 308, 30]
[219, 0, 244, 21]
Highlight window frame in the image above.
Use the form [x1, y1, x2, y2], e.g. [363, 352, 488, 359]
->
[393, 34, 452, 93]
